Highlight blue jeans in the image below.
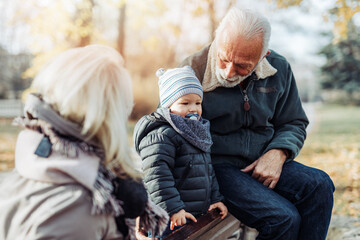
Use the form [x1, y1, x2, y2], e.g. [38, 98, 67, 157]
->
[213, 161, 335, 240]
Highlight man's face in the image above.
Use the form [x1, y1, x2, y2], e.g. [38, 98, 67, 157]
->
[216, 31, 264, 82]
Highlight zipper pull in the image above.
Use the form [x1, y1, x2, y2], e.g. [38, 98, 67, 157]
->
[243, 91, 250, 111]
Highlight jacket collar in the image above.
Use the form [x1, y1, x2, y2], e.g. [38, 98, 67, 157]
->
[15, 129, 100, 190]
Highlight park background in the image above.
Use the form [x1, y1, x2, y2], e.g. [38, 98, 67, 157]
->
[0, 0, 360, 238]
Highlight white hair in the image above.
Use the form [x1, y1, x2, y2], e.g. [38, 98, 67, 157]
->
[215, 8, 271, 57]
[31, 44, 141, 179]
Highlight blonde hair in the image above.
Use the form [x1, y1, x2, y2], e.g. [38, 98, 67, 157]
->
[215, 8, 271, 57]
[31, 44, 141, 180]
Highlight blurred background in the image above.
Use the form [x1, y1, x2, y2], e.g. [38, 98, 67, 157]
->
[0, 0, 360, 230]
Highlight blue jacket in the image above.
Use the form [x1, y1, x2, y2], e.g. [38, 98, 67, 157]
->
[180, 45, 309, 168]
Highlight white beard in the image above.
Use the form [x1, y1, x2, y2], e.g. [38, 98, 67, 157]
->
[215, 66, 252, 88]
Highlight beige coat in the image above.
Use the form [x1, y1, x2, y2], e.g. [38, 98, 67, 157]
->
[0, 171, 123, 240]
[0, 129, 123, 240]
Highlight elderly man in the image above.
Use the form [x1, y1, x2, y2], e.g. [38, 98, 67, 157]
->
[179, 8, 334, 240]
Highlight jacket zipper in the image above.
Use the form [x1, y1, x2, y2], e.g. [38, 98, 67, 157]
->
[239, 80, 252, 127]
[176, 160, 193, 190]
[204, 153, 210, 213]
[243, 89, 250, 111]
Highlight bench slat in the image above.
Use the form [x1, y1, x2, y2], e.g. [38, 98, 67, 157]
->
[164, 209, 243, 240]
[198, 214, 242, 240]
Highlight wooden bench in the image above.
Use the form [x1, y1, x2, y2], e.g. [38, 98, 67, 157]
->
[163, 209, 257, 240]
[137, 209, 258, 240]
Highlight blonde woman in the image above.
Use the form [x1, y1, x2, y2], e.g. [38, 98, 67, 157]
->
[0, 45, 168, 240]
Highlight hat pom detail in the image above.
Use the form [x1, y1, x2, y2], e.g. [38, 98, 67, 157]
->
[156, 68, 165, 77]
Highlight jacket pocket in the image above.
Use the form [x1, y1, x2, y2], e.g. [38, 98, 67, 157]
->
[176, 160, 193, 190]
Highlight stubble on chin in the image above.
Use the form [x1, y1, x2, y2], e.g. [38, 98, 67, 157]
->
[215, 67, 244, 88]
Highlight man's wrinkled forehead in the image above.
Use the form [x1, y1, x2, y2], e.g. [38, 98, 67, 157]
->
[216, 31, 263, 63]
[216, 42, 256, 67]
[217, 48, 251, 67]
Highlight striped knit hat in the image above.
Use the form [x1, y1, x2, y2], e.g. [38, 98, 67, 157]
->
[157, 65, 203, 108]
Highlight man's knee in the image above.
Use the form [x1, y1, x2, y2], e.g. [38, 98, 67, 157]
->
[309, 169, 335, 198]
[319, 170, 335, 192]
[288, 166, 334, 201]
[231, 196, 300, 229]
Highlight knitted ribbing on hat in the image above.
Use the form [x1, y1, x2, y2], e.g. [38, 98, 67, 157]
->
[157, 65, 203, 108]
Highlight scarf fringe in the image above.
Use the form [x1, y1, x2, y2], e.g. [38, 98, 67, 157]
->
[138, 200, 169, 237]
[125, 218, 137, 240]
[92, 164, 124, 216]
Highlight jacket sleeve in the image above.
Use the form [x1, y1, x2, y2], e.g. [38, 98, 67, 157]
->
[209, 165, 224, 204]
[139, 130, 186, 216]
[264, 63, 309, 160]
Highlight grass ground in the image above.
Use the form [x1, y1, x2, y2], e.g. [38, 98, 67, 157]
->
[0, 118, 19, 170]
[296, 104, 360, 217]
[1, 104, 359, 217]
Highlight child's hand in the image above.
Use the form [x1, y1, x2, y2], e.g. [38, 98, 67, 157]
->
[170, 209, 197, 230]
[208, 202, 228, 219]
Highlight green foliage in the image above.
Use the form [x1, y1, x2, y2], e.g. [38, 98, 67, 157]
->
[319, 23, 360, 101]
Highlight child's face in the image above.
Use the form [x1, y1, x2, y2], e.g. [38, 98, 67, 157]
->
[169, 93, 202, 119]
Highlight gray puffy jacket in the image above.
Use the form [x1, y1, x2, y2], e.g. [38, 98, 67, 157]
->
[133, 108, 223, 217]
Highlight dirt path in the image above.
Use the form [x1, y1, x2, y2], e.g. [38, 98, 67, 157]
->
[328, 215, 360, 240]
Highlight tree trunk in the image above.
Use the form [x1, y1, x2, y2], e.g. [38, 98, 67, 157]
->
[208, 0, 236, 41]
[208, 0, 217, 41]
[77, 0, 94, 47]
[117, 3, 127, 58]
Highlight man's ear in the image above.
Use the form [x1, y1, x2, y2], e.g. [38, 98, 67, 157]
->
[261, 50, 271, 61]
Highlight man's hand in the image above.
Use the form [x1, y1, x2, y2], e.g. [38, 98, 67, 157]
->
[170, 209, 197, 230]
[242, 149, 287, 189]
[208, 202, 228, 219]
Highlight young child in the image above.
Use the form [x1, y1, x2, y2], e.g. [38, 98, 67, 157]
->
[134, 65, 228, 238]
